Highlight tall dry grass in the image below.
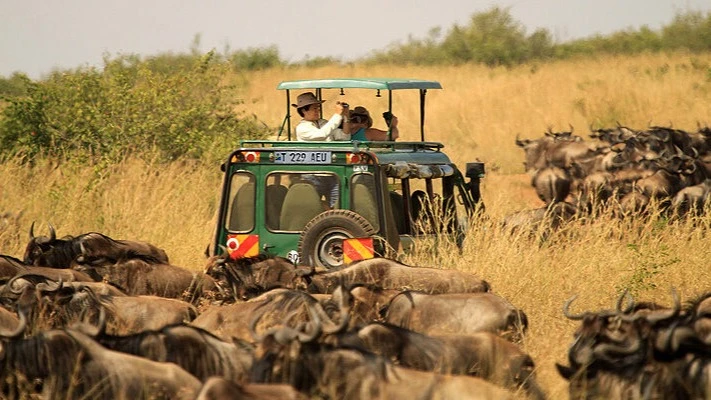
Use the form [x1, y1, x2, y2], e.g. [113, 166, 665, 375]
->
[1, 52, 711, 398]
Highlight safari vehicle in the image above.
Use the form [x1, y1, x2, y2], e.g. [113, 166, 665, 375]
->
[212, 78, 485, 269]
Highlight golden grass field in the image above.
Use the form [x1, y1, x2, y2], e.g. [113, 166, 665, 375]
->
[1, 52, 711, 398]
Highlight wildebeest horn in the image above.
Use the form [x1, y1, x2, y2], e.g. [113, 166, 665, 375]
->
[562, 295, 586, 320]
[592, 335, 642, 362]
[0, 306, 27, 339]
[37, 277, 64, 294]
[249, 303, 321, 344]
[5, 274, 55, 295]
[218, 245, 230, 257]
[616, 289, 635, 314]
[29, 221, 35, 241]
[646, 288, 681, 325]
[48, 223, 56, 242]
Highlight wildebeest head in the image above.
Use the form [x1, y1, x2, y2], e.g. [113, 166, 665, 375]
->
[22, 222, 76, 268]
[557, 290, 682, 384]
[24, 223, 170, 269]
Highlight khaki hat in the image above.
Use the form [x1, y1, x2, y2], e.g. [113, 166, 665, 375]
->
[350, 106, 373, 127]
[291, 92, 325, 109]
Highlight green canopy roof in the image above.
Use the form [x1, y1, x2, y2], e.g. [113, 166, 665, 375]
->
[277, 78, 442, 91]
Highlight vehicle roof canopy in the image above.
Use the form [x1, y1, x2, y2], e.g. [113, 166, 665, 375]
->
[277, 78, 442, 91]
[277, 78, 442, 141]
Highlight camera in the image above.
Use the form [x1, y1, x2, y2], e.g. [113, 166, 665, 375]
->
[382, 111, 393, 126]
[339, 102, 349, 108]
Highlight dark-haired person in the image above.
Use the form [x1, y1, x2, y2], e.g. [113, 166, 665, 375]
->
[348, 106, 399, 141]
[293, 92, 350, 141]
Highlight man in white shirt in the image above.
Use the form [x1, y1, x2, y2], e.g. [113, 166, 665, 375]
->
[292, 92, 350, 141]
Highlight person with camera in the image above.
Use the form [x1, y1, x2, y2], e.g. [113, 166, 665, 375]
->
[292, 92, 351, 141]
[347, 106, 399, 141]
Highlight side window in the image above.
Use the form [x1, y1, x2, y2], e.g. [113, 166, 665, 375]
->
[351, 174, 380, 231]
[227, 172, 255, 232]
[265, 173, 289, 231]
[278, 173, 336, 232]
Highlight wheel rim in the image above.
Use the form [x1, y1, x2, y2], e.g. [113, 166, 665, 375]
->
[314, 229, 351, 268]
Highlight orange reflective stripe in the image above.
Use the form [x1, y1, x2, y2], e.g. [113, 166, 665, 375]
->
[228, 234, 260, 259]
[343, 238, 374, 264]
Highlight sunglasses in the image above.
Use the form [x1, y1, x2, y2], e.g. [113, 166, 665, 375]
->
[350, 115, 368, 123]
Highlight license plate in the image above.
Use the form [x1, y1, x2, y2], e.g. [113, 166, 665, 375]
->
[274, 151, 332, 164]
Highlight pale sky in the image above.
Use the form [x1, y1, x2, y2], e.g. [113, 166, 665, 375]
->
[2, 0, 710, 79]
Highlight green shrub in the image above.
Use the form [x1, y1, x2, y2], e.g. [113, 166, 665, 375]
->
[0, 51, 271, 164]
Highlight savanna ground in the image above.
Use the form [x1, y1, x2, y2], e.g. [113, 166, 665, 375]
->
[1, 52, 711, 398]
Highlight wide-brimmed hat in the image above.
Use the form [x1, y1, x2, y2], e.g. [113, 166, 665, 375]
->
[350, 106, 373, 127]
[291, 92, 326, 109]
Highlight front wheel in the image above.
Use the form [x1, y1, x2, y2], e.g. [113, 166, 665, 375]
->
[298, 210, 376, 270]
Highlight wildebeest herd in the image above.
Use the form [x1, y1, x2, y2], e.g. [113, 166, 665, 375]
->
[508, 124, 711, 230]
[2, 217, 711, 398]
[1, 223, 541, 399]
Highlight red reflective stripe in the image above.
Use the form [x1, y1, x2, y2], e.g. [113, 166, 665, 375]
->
[343, 238, 374, 264]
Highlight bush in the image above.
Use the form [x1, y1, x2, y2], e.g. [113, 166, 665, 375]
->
[0, 51, 271, 164]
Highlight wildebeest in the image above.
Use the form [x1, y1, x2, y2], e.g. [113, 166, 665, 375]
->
[74, 312, 254, 383]
[192, 287, 349, 343]
[11, 280, 198, 334]
[334, 284, 402, 328]
[250, 315, 514, 400]
[23, 222, 170, 268]
[670, 178, 711, 217]
[532, 166, 571, 204]
[307, 257, 490, 295]
[74, 255, 217, 302]
[516, 129, 595, 174]
[384, 291, 528, 342]
[0, 308, 201, 400]
[204, 254, 313, 301]
[326, 322, 545, 399]
[555, 290, 711, 399]
[0, 254, 95, 283]
[196, 376, 307, 400]
[501, 201, 578, 237]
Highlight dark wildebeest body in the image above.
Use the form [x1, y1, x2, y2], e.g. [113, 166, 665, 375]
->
[82, 323, 254, 383]
[0, 254, 95, 284]
[384, 291, 528, 342]
[532, 166, 571, 204]
[74, 257, 216, 301]
[204, 254, 313, 301]
[23, 224, 169, 268]
[308, 258, 490, 295]
[0, 314, 201, 400]
[328, 322, 545, 399]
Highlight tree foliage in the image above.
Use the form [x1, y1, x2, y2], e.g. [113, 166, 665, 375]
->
[365, 7, 711, 66]
[0, 51, 270, 163]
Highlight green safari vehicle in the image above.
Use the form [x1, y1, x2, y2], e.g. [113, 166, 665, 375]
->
[211, 78, 485, 269]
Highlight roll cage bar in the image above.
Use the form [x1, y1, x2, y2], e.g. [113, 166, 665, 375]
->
[276, 78, 443, 142]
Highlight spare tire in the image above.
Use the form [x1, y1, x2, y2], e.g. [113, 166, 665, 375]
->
[298, 210, 376, 269]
